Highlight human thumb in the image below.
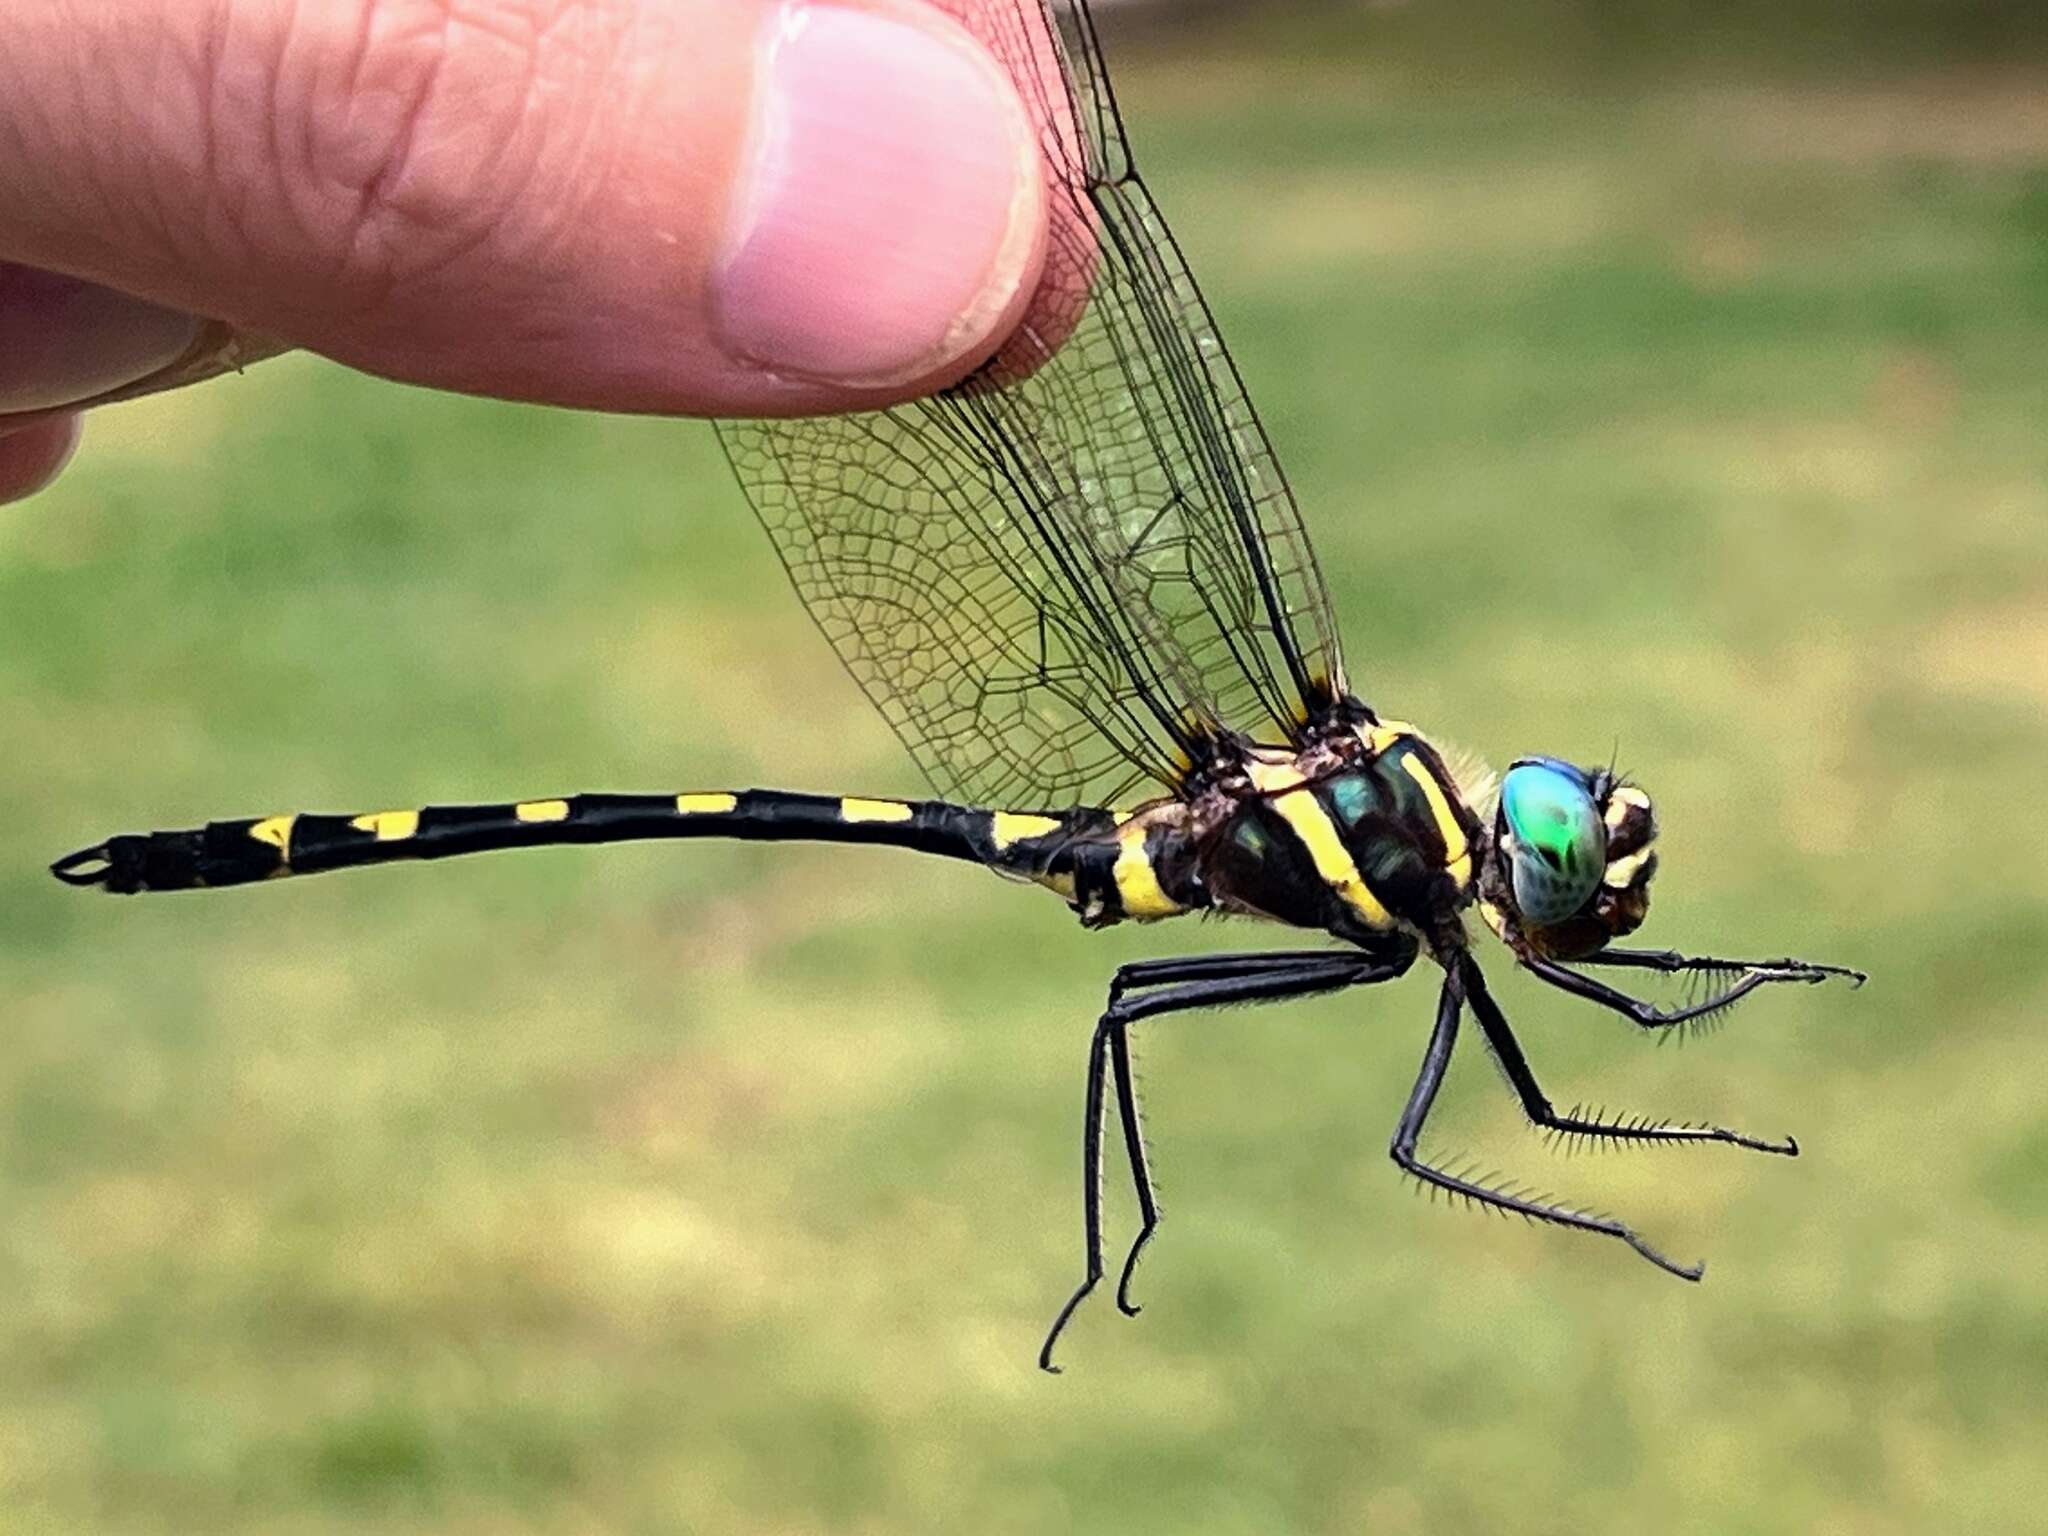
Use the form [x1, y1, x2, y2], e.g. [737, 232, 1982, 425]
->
[0, 0, 1048, 421]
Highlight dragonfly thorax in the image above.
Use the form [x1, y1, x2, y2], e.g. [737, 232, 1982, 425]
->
[1187, 717, 1485, 953]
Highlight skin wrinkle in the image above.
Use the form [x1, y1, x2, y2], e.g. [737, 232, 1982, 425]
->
[15, 12, 135, 275]
[265, 0, 689, 387]
[449, 3, 587, 311]
[346, 4, 669, 374]
[194, 0, 232, 281]
[271, 0, 330, 284]
[479, 1, 600, 288]
[230, 5, 295, 285]
[531, 5, 628, 299]
[0, 14, 57, 248]
[345, 4, 454, 287]
[101, 0, 270, 306]
[298, 0, 408, 308]
[537, 8, 674, 339]
[281, 0, 429, 302]
[156, 0, 229, 293]
[330, 0, 391, 292]
[319, 3, 579, 316]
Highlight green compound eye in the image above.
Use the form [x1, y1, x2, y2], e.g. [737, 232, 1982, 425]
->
[1501, 759, 1607, 924]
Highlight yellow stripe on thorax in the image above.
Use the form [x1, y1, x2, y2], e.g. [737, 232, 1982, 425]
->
[351, 810, 419, 842]
[515, 799, 570, 823]
[1112, 820, 1182, 919]
[1397, 754, 1472, 891]
[1249, 762, 1395, 930]
[840, 798, 913, 824]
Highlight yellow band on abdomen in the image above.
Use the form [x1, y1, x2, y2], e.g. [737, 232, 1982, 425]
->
[350, 810, 419, 841]
[1112, 822, 1182, 919]
[991, 811, 1061, 849]
[675, 792, 738, 815]
[840, 798, 913, 824]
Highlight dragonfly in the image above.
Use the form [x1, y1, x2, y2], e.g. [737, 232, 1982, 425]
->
[50, 0, 1862, 1370]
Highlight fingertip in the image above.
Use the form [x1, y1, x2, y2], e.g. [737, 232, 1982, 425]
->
[0, 413, 83, 505]
[0, 268, 203, 414]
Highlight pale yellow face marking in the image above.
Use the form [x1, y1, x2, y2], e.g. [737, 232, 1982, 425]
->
[516, 799, 570, 823]
[1248, 759, 1396, 931]
[1112, 821, 1182, 919]
[249, 816, 294, 854]
[1605, 786, 1650, 831]
[1603, 847, 1655, 889]
[1398, 754, 1469, 868]
[676, 792, 738, 815]
[351, 810, 419, 841]
[840, 797, 913, 824]
[991, 811, 1062, 849]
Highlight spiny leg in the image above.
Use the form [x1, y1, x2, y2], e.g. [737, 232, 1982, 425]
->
[1582, 947, 1866, 986]
[1391, 967, 1705, 1283]
[1459, 954, 1795, 1157]
[1104, 952, 1412, 1320]
[1105, 1021, 1153, 1316]
[1038, 1023, 1112, 1373]
[1039, 950, 1408, 1373]
[1523, 944, 1861, 1031]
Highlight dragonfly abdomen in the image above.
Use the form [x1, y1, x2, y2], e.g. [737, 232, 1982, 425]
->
[49, 791, 1132, 897]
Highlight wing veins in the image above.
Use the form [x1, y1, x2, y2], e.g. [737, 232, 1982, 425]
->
[711, 0, 1351, 809]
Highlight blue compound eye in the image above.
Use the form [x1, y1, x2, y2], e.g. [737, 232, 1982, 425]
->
[1501, 760, 1607, 924]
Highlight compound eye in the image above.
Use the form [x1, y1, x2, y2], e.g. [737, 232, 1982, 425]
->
[1501, 760, 1607, 924]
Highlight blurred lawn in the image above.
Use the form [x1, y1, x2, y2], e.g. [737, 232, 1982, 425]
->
[6, 13, 2048, 1536]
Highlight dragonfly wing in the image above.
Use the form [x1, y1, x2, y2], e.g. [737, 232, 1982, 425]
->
[717, 0, 1348, 809]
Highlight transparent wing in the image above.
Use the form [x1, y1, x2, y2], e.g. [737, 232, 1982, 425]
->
[717, 0, 1347, 809]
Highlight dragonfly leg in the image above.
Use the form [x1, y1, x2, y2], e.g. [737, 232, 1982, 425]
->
[1038, 1022, 1111, 1374]
[1105, 948, 1379, 1001]
[1581, 946, 1866, 986]
[1390, 965, 1704, 1283]
[1459, 955, 1796, 1157]
[1106, 950, 1412, 1319]
[1038, 948, 1409, 1374]
[1521, 944, 1861, 1031]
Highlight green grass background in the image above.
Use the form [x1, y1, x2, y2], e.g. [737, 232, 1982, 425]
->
[5, 6, 2047, 1532]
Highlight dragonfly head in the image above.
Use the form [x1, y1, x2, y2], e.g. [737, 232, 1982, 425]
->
[1482, 756, 1658, 960]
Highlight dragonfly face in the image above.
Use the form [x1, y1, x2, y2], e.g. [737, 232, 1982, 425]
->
[1481, 756, 1660, 961]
